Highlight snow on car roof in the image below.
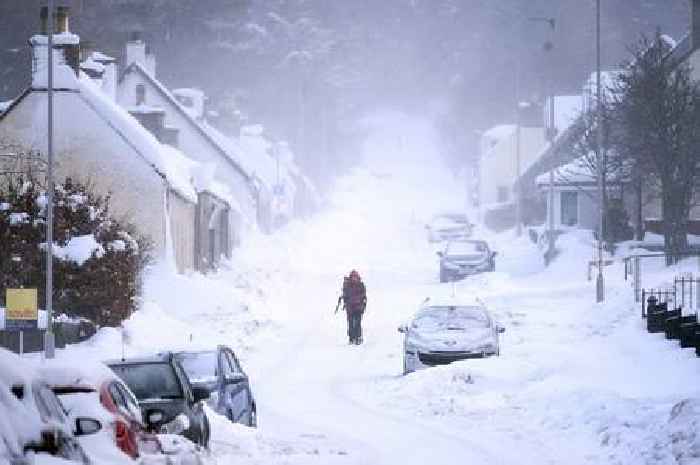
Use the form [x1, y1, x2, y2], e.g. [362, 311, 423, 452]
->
[0, 348, 35, 386]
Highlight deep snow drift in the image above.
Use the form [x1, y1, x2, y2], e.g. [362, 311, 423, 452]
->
[43, 113, 700, 464]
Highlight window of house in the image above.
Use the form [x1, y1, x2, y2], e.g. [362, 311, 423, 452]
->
[135, 84, 146, 105]
[497, 186, 509, 203]
[560, 191, 578, 226]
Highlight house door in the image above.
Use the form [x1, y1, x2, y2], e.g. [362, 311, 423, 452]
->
[560, 191, 578, 226]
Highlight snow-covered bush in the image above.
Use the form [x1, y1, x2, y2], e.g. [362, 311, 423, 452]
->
[0, 175, 152, 327]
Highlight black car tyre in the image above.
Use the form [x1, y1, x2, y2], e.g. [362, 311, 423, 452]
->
[247, 406, 257, 428]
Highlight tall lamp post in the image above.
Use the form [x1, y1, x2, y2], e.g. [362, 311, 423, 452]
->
[44, 0, 56, 358]
[595, 0, 605, 303]
[529, 16, 556, 262]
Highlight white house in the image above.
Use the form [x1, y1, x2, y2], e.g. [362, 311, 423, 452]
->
[0, 8, 233, 273]
[115, 36, 256, 253]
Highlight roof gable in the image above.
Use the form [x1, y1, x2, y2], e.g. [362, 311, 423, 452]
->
[119, 62, 250, 181]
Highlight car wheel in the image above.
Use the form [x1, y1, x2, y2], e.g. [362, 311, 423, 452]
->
[248, 406, 257, 428]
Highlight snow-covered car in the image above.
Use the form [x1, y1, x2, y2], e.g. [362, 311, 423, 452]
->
[174, 346, 257, 427]
[398, 302, 505, 374]
[107, 353, 211, 448]
[0, 349, 98, 465]
[50, 380, 167, 463]
[438, 240, 496, 283]
[425, 213, 473, 243]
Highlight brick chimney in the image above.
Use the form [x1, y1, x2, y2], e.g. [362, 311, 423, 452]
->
[693, 0, 700, 50]
[30, 6, 80, 89]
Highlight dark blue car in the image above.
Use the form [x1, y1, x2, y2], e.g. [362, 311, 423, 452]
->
[174, 346, 257, 427]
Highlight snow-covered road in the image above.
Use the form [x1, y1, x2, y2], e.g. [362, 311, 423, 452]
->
[54, 112, 700, 464]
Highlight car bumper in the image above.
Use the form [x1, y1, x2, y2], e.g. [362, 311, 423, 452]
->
[405, 349, 497, 372]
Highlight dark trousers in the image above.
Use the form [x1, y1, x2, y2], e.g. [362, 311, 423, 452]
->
[346, 311, 363, 341]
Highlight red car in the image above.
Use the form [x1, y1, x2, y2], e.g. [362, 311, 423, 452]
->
[52, 377, 163, 460]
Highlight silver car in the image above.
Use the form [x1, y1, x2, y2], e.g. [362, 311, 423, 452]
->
[398, 303, 504, 375]
[425, 213, 473, 243]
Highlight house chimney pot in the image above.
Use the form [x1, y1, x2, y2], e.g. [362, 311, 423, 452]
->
[55, 6, 70, 34]
[40, 6, 48, 35]
[129, 30, 144, 43]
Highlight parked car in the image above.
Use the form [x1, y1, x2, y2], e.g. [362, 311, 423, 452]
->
[398, 300, 505, 374]
[0, 349, 99, 465]
[426, 213, 473, 243]
[50, 378, 163, 461]
[438, 240, 496, 283]
[174, 346, 257, 427]
[107, 353, 211, 448]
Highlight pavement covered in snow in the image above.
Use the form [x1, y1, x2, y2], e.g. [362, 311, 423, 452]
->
[41, 113, 700, 464]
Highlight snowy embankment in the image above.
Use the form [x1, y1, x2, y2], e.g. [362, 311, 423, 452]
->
[47, 112, 700, 464]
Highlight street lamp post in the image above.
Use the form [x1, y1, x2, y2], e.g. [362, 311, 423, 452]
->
[595, 0, 605, 303]
[44, 0, 56, 358]
[529, 17, 556, 263]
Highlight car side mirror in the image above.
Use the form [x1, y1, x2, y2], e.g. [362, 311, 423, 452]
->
[75, 417, 102, 436]
[192, 385, 210, 403]
[495, 323, 505, 333]
[397, 325, 408, 333]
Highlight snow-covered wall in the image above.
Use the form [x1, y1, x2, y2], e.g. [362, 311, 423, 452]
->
[0, 90, 170, 260]
[479, 126, 545, 210]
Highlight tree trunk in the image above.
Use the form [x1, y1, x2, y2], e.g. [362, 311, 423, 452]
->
[662, 184, 690, 265]
[634, 174, 643, 241]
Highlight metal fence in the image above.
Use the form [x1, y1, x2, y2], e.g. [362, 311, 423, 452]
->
[623, 252, 700, 303]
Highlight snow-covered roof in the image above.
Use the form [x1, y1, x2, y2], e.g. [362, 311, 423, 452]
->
[0, 100, 11, 115]
[91, 51, 116, 64]
[77, 75, 198, 202]
[120, 62, 250, 181]
[536, 156, 594, 186]
[80, 56, 105, 75]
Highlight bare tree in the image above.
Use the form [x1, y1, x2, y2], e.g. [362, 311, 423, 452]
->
[612, 35, 700, 263]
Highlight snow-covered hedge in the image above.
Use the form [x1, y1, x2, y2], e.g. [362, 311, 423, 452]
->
[0, 175, 151, 327]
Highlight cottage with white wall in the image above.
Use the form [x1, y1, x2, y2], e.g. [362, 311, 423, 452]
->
[0, 7, 232, 273]
[116, 36, 256, 256]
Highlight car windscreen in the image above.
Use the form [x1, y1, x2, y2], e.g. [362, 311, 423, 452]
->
[176, 352, 218, 383]
[446, 241, 487, 257]
[109, 363, 183, 401]
[413, 306, 489, 331]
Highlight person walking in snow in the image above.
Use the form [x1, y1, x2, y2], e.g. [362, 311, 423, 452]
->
[336, 270, 367, 344]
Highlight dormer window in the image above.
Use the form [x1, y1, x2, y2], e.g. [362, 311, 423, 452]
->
[135, 84, 145, 105]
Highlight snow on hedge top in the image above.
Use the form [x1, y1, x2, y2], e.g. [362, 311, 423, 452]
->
[51, 234, 104, 265]
[77, 75, 197, 203]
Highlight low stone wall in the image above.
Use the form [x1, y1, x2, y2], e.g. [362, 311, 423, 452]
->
[0, 320, 96, 354]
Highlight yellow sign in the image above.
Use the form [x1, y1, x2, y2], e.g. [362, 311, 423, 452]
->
[6, 289, 38, 321]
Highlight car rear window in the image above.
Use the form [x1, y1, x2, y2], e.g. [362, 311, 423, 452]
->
[109, 363, 183, 401]
[177, 352, 218, 383]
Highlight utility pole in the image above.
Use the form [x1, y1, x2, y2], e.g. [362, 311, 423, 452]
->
[44, 0, 56, 359]
[595, 0, 605, 303]
[529, 16, 556, 262]
[515, 56, 522, 237]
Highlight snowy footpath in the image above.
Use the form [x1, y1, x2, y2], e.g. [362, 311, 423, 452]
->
[55, 113, 700, 464]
